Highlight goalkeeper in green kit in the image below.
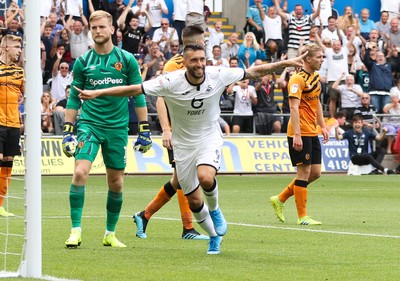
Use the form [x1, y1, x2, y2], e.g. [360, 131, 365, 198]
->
[62, 10, 152, 248]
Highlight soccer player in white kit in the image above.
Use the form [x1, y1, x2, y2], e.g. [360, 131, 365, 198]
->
[75, 44, 305, 254]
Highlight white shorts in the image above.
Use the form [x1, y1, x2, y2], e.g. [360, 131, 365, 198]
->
[174, 137, 223, 195]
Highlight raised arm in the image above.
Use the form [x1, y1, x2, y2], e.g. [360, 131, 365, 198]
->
[88, 0, 95, 14]
[332, 72, 345, 90]
[311, 0, 322, 21]
[52, 50, 63, 77]
[273, 0, 288, 22]
[314, 32, 326, 53]
[117, 0, 134, 30]
[143, 9, 153, 32]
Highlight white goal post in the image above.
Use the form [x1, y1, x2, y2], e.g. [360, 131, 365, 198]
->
[19, 0, 43, 278]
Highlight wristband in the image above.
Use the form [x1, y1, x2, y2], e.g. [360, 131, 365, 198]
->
[138, 121, 150, 132]
[63, 122, 74, 134]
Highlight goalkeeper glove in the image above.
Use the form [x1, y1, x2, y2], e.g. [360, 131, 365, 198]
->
[133, 121, 152, 153]
[62, 122, 78, 157]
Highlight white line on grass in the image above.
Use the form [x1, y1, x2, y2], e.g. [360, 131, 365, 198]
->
[45, 215, 400, 240]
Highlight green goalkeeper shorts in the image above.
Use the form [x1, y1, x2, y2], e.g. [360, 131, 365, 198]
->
[75, 123, 128, 170]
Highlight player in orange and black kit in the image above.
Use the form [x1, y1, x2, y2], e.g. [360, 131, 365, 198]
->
[269, 43, 329, 225]
[133, 25, 209, 239]
[0, 35, 24, 217]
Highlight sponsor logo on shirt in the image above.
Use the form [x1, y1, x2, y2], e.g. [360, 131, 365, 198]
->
[291, 84, 299, 94]
[89, 77, 124, 87]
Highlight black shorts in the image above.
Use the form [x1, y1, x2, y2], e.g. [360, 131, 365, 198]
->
[0, 126, 21, 157]
[167, 148, 175, 168]
[287, 136, 321, 167]
[232, 116, 253, 131]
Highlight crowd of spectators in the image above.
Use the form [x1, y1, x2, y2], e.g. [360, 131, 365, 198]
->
[3, 0, 400, 156]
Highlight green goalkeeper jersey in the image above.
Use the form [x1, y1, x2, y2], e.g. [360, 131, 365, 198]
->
[67, 47, 142, 128]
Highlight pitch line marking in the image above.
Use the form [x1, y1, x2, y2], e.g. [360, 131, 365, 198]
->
[44, 215, 400, 239]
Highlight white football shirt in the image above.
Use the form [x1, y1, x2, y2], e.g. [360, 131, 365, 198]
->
[143, 66, 245, 148]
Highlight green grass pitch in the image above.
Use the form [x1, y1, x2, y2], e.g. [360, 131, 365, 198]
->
[1, 174, 400, 281]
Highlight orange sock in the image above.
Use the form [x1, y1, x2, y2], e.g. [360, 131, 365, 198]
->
[278, 178, 295, 203]
[144, 186, 171, 220]
[0, 167, 12, 206]
[293, 180, 308, 219]
[177, 189, 194, 230]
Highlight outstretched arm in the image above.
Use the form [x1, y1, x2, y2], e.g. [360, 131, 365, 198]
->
[244, 53, 305, 80]
[75, 84, 143, 100]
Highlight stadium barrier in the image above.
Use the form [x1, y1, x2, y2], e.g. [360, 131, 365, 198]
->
[14, 135, 351, 175]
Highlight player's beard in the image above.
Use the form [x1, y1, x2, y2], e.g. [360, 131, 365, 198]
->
[186, 64, 205, 80]
[93, 35, 111, 46]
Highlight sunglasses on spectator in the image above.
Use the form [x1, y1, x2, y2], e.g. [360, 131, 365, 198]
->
[60, 66, 69, 69]
[171, 45, 179, 47]
[161, 23, 169, 25]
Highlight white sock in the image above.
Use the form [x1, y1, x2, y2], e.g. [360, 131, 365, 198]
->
[203, 180, 219, 211]
[105, 230, 114, 236]
[72, 227, 82, 233]
[192, 203, 217, 237]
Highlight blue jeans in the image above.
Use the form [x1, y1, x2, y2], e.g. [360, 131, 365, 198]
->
[369, 94, 390, 113]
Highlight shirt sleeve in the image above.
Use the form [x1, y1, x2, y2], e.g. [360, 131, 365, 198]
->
[67, 59, 84, 110]
[219, 67, 246, 86]
[287, 74, 304, 100]
[142, 74, 170, 97]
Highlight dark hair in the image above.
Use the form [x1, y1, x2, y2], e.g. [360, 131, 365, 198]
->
[328, 16, 336, 22]
[334, 111, 345, 119]
[229, 56, 239, 63]
[183, 44, 205, 53]
[212, 45, 221, 51]
[352, 114, 363, 123]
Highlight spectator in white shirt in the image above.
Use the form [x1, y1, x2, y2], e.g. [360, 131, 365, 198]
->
[262, 6, 283, 62]
[206, 20, 224, 59]
[141, 0, 168, 37]
[210, 45, 229, 68]
[152, 18, 178, 53]
[321, 16, 340, 42]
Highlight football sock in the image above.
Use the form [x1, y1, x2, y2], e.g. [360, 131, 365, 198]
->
[190, 202, 217, 237]
[278, 178, 295, 203]
[106, 190, 123, 232]
[144, 183, 172, 220]
[203, 179, 219, 211]
[0, 162, 12, 207]
[176, 188, 194, 230]
[70, 185, 85, 228]
[293, 180, 308, 219]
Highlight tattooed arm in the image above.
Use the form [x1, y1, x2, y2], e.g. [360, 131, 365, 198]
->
[244, 53, 306, 80]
